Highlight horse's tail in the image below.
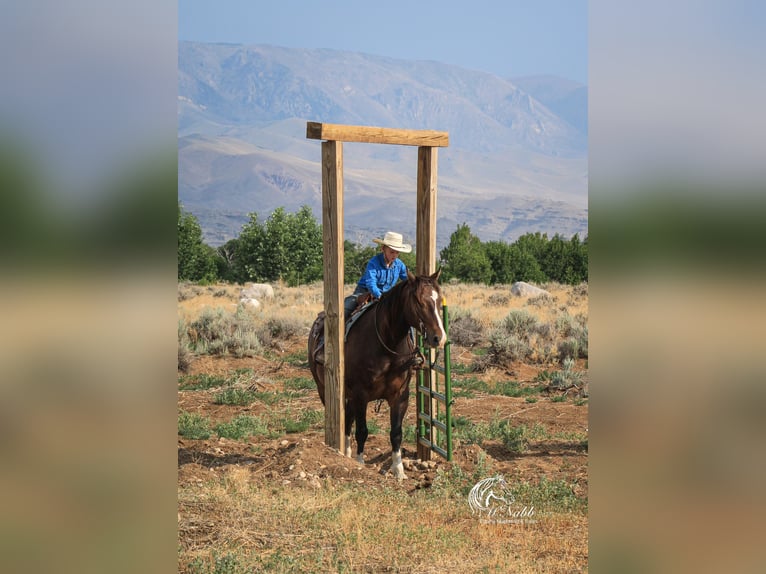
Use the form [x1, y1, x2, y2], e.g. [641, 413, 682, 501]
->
[308, 312, 326, 405]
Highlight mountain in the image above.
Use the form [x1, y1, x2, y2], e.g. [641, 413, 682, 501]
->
[178, 42, 588, 249]
[511, 75, 588, 135]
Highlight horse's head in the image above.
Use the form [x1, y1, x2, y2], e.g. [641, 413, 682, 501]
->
[404, 269, 447, 348]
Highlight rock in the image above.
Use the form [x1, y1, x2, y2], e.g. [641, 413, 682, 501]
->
[241, 283, 275, 300]
[280, 440, 289, 446]
[511, 281, 550, 297]
[298, 471, 307, 479]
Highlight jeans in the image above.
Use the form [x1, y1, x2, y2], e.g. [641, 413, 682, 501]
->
[343, 286, 369, 318]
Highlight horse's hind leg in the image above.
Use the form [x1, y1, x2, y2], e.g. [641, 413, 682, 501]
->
[388, 389, 410, 480]
[353, 402, 369, 464]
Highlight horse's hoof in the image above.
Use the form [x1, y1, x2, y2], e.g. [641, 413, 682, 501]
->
[356, 454, 364, 465]
[392, 468, 407, 480]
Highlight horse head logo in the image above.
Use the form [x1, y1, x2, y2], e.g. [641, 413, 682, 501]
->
[468, 475, 515, 518]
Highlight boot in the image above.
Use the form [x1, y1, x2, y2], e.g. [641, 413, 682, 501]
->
[409, 350, 427, 370]
[314, 341, 325, 365]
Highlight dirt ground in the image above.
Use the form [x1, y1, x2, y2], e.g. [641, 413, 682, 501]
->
[178, 341, 588, 497]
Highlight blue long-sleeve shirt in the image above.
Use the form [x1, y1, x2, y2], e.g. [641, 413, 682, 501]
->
[356, 253, 408, 298]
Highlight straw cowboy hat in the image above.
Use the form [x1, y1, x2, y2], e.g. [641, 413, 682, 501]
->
[373, 231, 412, 253]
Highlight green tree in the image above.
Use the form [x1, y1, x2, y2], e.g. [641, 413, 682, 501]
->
[515, 232, 549, 263]
[344, 240, 377, 284]
[484, 240, 515, 284]
[234, 205, 323, 286]
[439, 223, 491, 284]
[540, 233, 588, 284]
[510, 245, 547, 283]
[177, 202, 218, 282]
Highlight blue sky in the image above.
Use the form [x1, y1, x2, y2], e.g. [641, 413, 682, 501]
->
[179, 0, 588, 84]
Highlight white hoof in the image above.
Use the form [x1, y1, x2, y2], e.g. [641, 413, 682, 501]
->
[344, 436, 352, 458]
[356, 453, 364, 465]
[390, 449, 406, 480]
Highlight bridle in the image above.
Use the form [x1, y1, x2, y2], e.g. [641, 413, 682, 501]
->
[372, 286, 431, 357]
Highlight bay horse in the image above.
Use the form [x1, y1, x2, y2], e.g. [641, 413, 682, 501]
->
[307, 269, 446, 479]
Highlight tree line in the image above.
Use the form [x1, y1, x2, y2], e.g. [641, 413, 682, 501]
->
[179, 203, 587, 286]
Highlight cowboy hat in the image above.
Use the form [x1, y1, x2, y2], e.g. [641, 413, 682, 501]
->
[372, 231, 412, 253]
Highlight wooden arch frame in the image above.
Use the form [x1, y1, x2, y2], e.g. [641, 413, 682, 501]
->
[306, 121, 449, 460]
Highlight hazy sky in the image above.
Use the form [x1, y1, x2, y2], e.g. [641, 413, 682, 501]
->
[179, 0, 588, 84]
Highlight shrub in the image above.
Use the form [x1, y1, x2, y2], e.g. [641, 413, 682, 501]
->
[255, 316, 305, 348]
[499, 423, 531, 453]
[487, 331, 531, 364]
[486, 292, 510, 306]
[178, 411, 211, 440]
[178, 319, 192, 373]
[214, 415, 270, 440]
[279, 409, 323, 433]
[557, 337, 580, 361]
[502, 310, 539, 339]
[178, 373, 229, 391]
[525, 293, 557, 308]
[187, 308, 263, 358]
[448, 311, 485, 347]
[283, 377, 316, 391]
[178, 346, 192, 373]
[213, 388, 257, 406]
[548, 357, 584, 392]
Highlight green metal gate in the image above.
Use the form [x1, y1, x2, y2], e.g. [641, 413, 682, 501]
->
[416, 299, 453, 461]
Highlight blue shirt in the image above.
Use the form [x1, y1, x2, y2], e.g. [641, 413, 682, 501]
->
[356, 253, 408, 298]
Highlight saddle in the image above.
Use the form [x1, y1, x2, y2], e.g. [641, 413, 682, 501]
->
[311, 295, 376, 365]
[311, 294, 425, 370]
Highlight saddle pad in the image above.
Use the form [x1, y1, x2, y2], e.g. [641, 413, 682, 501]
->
[344, 300, 376, 341]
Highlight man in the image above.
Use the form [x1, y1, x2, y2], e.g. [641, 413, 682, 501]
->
[343, 231, 412, 317]
[313, 231, 414, 366]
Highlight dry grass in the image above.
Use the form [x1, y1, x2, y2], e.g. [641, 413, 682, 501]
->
[179, 466, 587, 573]
[178, 280, 588, 352]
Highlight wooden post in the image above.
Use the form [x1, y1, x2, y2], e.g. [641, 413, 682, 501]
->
[321, 140, 345, 453]
[416, 146, 438, 461]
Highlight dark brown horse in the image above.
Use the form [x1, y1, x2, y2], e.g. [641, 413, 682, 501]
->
[307, 270, 446, 479]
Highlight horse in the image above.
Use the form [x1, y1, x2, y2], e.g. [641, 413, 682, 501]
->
[307, 269, 446, 479]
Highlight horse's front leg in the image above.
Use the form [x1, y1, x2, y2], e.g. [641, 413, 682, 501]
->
[344, 399, 354, 458]
[388, 386, 410, 480]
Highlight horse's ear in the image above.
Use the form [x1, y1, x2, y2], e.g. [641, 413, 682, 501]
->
[407, 269, 416, 282]
[431, 268, 442, 282]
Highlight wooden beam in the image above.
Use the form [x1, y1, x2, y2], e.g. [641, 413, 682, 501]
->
[307, 122, 449, 147]
[415, 146, 439, 461]
[321, 140, 345, 454]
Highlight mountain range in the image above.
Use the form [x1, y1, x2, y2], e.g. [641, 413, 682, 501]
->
[178, 41, 588, 249]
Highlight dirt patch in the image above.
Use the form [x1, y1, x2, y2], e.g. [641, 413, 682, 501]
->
[178, 343, 588, 496]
